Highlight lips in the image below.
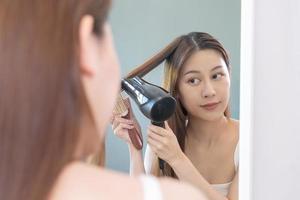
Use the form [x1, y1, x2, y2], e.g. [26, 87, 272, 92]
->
[200, 102, 220, 111]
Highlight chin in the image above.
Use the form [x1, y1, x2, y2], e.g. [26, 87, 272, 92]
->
[194, 111, 225, 122]
[203, 115, 223, 122]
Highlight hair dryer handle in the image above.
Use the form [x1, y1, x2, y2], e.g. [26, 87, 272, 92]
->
[151, 121, 165, 172]
[151, 121, 164, 128]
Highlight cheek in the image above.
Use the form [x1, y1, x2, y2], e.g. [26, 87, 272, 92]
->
[101, 65, 120, 114]
[217, 80, 230, 103]
[104, 41, 120, 90]
[98, 25, 121, 116]
[96, 51, 121, 124]
[178, 88, 197, 111]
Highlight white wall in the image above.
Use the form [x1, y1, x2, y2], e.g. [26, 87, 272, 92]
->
[241, 0, 300, 199]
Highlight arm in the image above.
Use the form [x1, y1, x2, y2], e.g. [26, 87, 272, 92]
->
[112, 116, 146, 176]
[111, 98, 145, 176]
[128, 143, 145, 175]
[147, 122, 238, 200]
[144, 145, 161, 176]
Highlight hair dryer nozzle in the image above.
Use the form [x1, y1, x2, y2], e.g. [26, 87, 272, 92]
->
[121, 77, 176, 122]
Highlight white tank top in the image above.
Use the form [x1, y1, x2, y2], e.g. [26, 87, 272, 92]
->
[140, 175, 163, 200]
[211, 142, 239, 196]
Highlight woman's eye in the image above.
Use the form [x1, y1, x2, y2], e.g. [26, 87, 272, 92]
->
[212, 73, 224, 80]
[188, 78, 200, 85]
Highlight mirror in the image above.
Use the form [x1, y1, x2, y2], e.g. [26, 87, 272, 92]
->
[106, 0, 241, 174]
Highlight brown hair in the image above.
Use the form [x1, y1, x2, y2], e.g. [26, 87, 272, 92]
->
[0, 0, 110, 200]
[127, 32, 231, 177]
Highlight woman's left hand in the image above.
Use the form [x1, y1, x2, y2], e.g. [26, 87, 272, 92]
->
[147, 121, 184, 165]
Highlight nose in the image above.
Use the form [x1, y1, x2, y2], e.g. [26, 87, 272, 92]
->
[202, 80, 216, 98]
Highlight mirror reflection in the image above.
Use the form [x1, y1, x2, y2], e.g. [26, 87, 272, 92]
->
[106, 0, 240, 199]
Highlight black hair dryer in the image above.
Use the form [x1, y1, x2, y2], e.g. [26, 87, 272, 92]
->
[121, 76, 176, 171]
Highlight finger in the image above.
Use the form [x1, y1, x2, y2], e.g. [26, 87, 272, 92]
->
[114, 116, 134, 125]
[147, 129, 164, 141]
[148, 124, 166, 136]
[123, 97, 133, 110]
[114, 123, 135, 134]
[147, 137, 162, 152]
[111, 112, 122, 124]
[110, 113, 122, 124]
[112, 117, 133, 130]
[113, 127, 127, 137]
[112, 117, 140, 132]
[164, 121, 171, 130]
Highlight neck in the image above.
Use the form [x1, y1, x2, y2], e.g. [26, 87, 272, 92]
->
[74, 112, 101, 160]
[186, 115, 229, 145]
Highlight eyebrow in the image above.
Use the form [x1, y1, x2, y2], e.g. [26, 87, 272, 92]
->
[183, 65, 223, 76]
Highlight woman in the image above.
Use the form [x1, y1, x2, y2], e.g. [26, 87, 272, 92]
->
[112, 32, 239, 200]
[0, 1, 207, 200]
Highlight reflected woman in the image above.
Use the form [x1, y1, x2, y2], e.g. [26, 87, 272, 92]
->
[112, 32, 239, 200]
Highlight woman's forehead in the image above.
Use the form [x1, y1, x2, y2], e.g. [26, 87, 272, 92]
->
[181, 49, 226, 74]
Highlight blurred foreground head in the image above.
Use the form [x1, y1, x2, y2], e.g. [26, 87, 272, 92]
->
[0, 0, 121, 199]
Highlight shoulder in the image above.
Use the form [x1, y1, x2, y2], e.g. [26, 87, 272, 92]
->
[159, 177, 207, 200]
[50, 162, 207, 200]
[49, 162, 142, 200]
[229, 118, 239, 140]
[229, 118, 239, 129]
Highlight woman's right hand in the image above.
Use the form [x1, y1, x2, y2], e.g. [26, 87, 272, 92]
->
[111, 98, 143, 148]
[112, 115, 135, 144]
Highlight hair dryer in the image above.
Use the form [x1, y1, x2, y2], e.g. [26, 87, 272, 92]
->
[121, 77, 176, 125]
[121, 76, 176, 171]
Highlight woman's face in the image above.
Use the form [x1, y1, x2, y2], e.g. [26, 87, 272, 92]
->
[177, 49, 230, 121]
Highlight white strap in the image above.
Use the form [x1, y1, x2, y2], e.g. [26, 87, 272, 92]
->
[234, 141, 239, 170]
[139, 175, 163, 200]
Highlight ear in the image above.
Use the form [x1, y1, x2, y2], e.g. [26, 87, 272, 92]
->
[79, 15, 96, 76]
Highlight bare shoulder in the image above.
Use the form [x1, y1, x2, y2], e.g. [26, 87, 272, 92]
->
[49, 162, 142, 200]
[159, 177, 208, 200]
[50, 162, 207, 200]
[230, 118, 239, 128]
[229, 118, 239, 140]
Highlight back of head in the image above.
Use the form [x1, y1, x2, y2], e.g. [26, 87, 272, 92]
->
[0, 0, 110, 199]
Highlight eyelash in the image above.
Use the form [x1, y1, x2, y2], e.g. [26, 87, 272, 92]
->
[187, 78, 200, 85]
[212, 72, 225, 80]
[187, 73, 225, 85]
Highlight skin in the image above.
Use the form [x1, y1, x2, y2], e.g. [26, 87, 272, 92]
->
[50, 16, 206, 200]
[113, 49, 239, 200]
